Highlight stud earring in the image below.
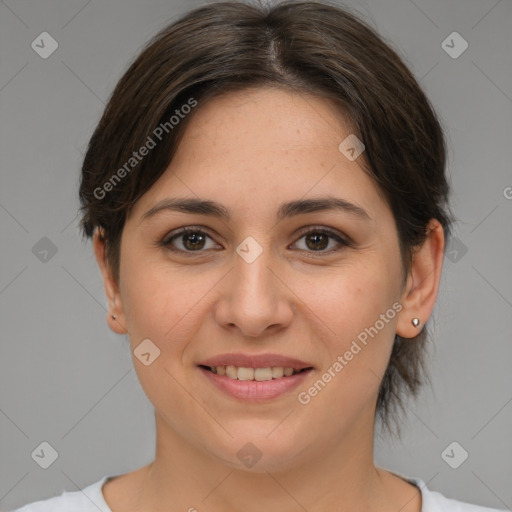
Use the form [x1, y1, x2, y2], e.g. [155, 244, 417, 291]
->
[411, 317, 420, 327]
[111, 314, 117, 320]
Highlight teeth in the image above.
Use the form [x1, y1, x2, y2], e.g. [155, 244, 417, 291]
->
[237, 367, 254, 381]
[209, 365, 302, 380]
[226, 365, 238, 379]
[254, 367, 273, 381]
[271, 367, 284, 378]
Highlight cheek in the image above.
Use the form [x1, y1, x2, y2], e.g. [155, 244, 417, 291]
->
[298, 258, 400, 342]
[283, 262, 402, 451]
[118, 257, 219, 416]
[296, 258, 401, 398]
[121, 261, 207, 343]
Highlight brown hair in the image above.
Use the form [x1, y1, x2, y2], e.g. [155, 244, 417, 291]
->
[79, 0, 453, 434]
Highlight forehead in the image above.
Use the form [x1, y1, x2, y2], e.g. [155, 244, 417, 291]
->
[130, 87, 389, 224]
[182, 86, 353, 155]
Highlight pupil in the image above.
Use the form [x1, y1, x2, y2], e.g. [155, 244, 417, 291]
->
[184, 232, 205, 250]
[307, 232, 328, 250]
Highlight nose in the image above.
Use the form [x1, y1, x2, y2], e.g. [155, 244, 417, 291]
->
[214, 244, 294, 338]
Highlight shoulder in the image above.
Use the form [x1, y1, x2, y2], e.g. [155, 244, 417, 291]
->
[409, 477, 508, 512]
[10, 476, 112, 512]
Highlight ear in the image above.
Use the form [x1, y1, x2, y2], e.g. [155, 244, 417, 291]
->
[93, 229, 128, 335]
[396, 218, 445, 338]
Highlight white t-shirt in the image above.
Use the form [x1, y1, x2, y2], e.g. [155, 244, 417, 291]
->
[10, 473, 507, 512]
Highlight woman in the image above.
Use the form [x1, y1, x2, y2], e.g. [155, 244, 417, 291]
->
[12, 1, 506, 511]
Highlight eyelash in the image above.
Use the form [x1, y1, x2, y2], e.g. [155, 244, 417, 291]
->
[159, 226, 351, 257]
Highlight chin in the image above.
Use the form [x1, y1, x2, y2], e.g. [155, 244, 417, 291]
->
[208, 431, 306, 473]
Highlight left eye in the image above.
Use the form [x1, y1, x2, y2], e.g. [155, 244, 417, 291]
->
[160, 227, 347, 254]
[292, 229, 347, 252]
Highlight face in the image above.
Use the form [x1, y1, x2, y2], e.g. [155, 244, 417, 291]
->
[102, 87, 415, 472]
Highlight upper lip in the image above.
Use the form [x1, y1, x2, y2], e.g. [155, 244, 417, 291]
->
[198, 353, 314, 371]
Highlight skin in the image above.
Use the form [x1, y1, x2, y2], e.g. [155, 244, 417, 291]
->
[94, 86, 445, 512]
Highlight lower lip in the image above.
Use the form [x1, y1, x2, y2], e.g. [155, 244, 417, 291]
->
[199, 367, 312, 401]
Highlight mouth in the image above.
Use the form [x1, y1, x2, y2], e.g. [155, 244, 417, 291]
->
[199, 364, 312, 381]
[197, 353, 314, 401]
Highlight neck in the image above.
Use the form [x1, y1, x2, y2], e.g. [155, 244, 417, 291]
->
[131, 409, 410, 512]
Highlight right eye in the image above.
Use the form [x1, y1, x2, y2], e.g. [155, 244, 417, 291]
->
[160, 227, 221, 254]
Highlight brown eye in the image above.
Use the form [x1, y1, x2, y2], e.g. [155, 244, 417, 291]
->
[162, 228, 219, 253]
[160, 226, 349, 256]
[181, 231, 207, 250]
[304, 232, 330, 251]
[292, 228, 349, 254]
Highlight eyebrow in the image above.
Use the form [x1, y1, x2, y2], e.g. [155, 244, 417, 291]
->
[141, 196, 371, 222]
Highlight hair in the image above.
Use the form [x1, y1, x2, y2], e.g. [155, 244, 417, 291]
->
[79, 0, 454, 434]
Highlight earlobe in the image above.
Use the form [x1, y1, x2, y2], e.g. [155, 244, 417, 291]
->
[92, 229, 128, 335]
[396, 219, 445, 339]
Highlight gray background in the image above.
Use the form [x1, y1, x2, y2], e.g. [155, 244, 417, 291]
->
[1, 0, 511, 510]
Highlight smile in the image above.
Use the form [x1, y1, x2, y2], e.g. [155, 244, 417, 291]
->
[198, 364, 313, 401]
[201, 365, 309, 381]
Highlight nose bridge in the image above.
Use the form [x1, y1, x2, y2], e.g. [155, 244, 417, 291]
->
[232, 240, 277, 309]
[215, 235, 293, 337]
